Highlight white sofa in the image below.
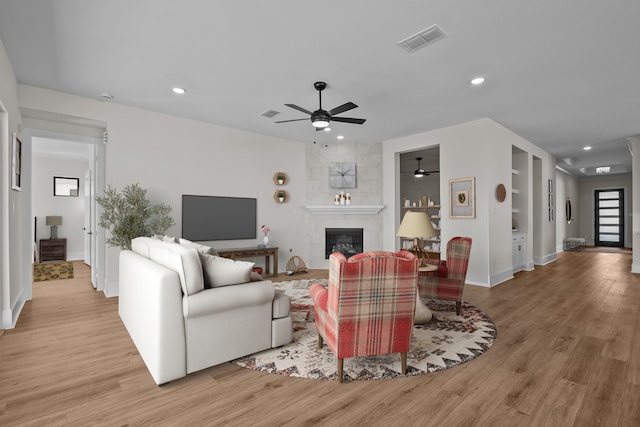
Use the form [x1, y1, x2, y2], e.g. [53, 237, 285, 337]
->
[118, 237, 292, 385]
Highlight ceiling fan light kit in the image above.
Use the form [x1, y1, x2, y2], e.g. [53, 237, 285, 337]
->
[414, 157, 425, 177]
[276, 81, 366, 131]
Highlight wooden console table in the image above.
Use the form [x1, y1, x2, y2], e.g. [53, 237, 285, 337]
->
[40, 238, 67, 262]
[217, 246, 278, 277]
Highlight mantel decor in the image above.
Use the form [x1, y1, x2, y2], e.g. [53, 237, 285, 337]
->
[305, 205, 384, 215]
[449, 177, 476, 219]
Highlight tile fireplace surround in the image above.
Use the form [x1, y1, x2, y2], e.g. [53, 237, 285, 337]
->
[305, 142, 384, 269]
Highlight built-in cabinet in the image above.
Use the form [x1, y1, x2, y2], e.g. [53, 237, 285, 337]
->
[512, 146, 529, 272]
[401, 205, 441, 259]
[512, 232, 526, 272]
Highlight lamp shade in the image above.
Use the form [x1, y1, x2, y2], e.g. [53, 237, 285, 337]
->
[46, 216, 62, 226]
[396, 211, 436, 238]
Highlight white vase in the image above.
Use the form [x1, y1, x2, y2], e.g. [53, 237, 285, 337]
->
[263, 235, 269, 246]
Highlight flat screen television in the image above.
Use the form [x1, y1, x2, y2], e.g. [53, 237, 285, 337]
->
[182, 195, 257, 241]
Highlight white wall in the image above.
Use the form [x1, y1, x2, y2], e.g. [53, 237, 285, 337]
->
[18, 85, 307, 297]
[383, 118, 557, 287]
[0, 35, 25, 328]
[556, 169, 580, 251]
[32, 156, 88, 260]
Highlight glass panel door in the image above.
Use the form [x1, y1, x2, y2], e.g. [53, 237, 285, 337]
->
[594, 189, 624, 247]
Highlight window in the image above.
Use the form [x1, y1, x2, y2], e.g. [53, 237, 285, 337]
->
[53, 176, 79, 197]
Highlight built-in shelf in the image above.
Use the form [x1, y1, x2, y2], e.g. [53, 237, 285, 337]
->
[512, 169, 520, 175]
[512, 188, 520, 194]
[305, 205, 385, 215]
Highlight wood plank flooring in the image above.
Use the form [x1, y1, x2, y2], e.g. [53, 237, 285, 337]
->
[1, 251, 639, 426]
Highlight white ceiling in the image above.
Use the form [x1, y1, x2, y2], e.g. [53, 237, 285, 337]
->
[1, 0, 638, 177]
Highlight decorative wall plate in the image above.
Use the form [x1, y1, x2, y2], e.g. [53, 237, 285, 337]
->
[496, 183, 506, 203]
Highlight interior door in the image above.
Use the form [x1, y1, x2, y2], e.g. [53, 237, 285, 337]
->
[83, 169, 94, 286]
[594, 189, 624, 247]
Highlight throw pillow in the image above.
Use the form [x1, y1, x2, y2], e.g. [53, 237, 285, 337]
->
[414, 297, 433, 324]
[149, 245, 204, 295]
[179, 238, 217, 255]
[199, 254, 254, 288]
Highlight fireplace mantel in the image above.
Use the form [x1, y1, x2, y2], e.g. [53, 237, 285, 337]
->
[305, 205, 385, 215]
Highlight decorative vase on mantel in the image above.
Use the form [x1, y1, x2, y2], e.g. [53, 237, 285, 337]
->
[263, 235, 270, 247]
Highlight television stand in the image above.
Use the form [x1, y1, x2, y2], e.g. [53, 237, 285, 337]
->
[217, 246, 278, 277]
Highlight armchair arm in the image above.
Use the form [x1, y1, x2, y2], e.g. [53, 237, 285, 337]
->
[309, 282, 328, 312]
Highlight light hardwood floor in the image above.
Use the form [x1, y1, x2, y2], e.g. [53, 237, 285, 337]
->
[1, 252, 640, 426]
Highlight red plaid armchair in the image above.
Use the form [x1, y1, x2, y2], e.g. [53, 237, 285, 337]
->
[309, 251, 418, 382]
[419, 237, 472, 315]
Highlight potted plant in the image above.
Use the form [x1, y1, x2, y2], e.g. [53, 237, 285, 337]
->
[277, 191, 286, 202]
[96, 183, 175, 250]
[277, 173, 285, 185]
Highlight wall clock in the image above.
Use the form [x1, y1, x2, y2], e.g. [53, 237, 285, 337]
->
[329, 162, 356, 189]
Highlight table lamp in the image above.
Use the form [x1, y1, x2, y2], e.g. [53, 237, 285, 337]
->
[46, 216, 62, 239]
[396, 211, 437, 259]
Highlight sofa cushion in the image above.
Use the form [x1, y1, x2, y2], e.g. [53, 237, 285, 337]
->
[272, 291, 291, 319]
[149, 245, 204, 295]
[199, 254, 254, 288]
[179, 238, 217, 255]
[131, 236, 168, 258]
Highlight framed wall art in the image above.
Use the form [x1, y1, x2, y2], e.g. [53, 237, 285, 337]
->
[449, 177, 475, 219]
[12, 132, 22, 191]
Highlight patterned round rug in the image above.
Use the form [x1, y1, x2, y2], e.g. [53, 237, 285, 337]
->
[233, 279, 497, 381]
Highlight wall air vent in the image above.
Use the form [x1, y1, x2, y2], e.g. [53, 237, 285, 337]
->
[398, 25, 447, 52]
[261, 109, 280, 118]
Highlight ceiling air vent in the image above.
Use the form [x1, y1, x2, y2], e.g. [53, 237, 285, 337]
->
[398, 25, 447, 52]
[261, 109, 280, 118]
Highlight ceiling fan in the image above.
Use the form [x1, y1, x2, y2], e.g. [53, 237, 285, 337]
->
[401, 157, 440, 177]
[275, 81, 366, 129]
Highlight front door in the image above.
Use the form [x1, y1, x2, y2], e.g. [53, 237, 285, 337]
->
[594, 189, 624, 247]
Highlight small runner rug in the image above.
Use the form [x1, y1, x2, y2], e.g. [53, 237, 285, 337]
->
[33, 262, 74, 282]
[233, 279, 497, 382]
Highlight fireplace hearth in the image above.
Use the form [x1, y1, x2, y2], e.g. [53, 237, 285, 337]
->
[325, 228, 364, 259]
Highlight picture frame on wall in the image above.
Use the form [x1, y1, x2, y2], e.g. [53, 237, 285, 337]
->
[12, 132, 22, 191]
[449, 177, 475, 219]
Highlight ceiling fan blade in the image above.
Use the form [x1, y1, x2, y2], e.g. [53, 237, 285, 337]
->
[331, 117, 366, 125]
[274, 118, 310, 123]
[285, 104, 312, 115]
[329, 102, 358, 116]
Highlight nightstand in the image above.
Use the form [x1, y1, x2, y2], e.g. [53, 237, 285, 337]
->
[40, 238, 67, 262]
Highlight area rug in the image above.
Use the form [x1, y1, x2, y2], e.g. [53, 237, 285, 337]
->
[233, 279, 497, 382]
[32, 262, 74, 282]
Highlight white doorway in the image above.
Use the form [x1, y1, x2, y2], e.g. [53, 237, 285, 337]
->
[24, 127, 106, 293]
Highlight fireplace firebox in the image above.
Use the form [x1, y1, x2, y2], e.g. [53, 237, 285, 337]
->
[325, 228, 364, 259]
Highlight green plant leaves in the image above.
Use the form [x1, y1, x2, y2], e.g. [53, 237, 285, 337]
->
[96, 183, 175, 250]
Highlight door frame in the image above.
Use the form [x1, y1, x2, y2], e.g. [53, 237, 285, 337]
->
[594, 188, 625, 247]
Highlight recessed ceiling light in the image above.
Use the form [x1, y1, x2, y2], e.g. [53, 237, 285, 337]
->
[337, 135, 344, 140]
[583, 146, 592, 151]
[470, 77, 485, 85]
[323, 127, 331, 132]
[172, 87, 186, 95]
